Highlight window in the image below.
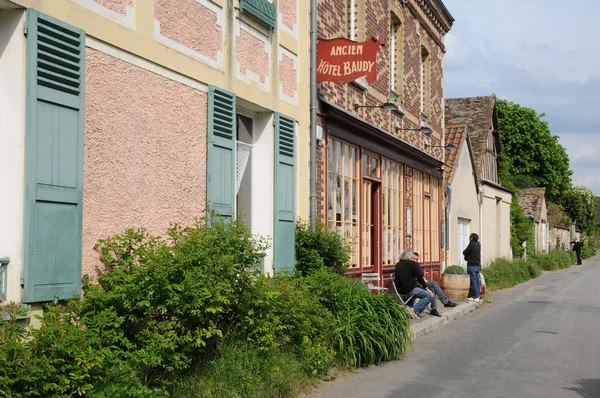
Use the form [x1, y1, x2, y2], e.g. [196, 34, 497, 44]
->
[328, 138, 359, 267]
[382, 160, 403, 265]
[390, 15, 403, 104]
[413, 171, 423, 258]
[348, 0, 357, 40]
[420, 46, 431, 119]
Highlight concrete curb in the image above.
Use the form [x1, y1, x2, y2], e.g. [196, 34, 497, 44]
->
[410, 300, 484, 341]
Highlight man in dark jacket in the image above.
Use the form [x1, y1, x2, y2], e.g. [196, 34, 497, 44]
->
[572, 240, 582, 265]
[463, 233, 482, 302]
[395, 249, 439, 318]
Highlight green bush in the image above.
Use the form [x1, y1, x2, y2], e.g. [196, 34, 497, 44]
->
[0, 302, 150, 398]
[295, 221, 351, 276]
[82, 217, 268, 385]
[235, 274, 335, 377]
[538, 250, 573, 271]
[173, 342, 306, 398]
[581, 245, 596, 259]
[443, 265, 467, 275]
[305, 269, 412, 368]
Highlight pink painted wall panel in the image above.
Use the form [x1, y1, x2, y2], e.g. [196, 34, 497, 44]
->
[279, 0, 297, 31]
[279, 52, 296, 98]
[237, 29, 268, 84]
[94, 0, 131, 14]
[155, 0, 222, 62]
[83, 48, 208, 277]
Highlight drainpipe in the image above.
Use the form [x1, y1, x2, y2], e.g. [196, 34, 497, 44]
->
[309, 0, 318, 228]
[444, 183, 451, 270]
[478, 184, 484, 252]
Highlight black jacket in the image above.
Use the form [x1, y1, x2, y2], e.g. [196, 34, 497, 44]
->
[394, 260, 428, 295]
[463, 240, 481, 266]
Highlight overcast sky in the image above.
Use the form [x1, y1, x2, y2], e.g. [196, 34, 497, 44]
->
[443, 0, 600, 195]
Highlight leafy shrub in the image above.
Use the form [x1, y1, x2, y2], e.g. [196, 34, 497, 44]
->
[443, 265, 467, 275]
[0, 302, 147, 398]
[235, 274, 335, 377]
[305, 269, 412, 368]
[295, 221, 351, 276]
[173, 342, 306, 398]
[538, 250, 573, 271]
[82, 217, 268, 384]
[581, 245, 596, 259]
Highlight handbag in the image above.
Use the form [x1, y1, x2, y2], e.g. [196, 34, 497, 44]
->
[480, 273, 486, 295]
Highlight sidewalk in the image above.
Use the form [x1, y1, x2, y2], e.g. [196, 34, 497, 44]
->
[409, 298, 484, 340]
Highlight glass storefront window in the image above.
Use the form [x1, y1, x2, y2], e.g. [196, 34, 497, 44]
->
[328, 138, 359, 267]
[382, 159, 403, 265]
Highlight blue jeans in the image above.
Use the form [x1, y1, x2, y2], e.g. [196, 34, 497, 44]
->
[409, 287, 435, 315]
[467, 265, 481, 299]
[427, 280, 449, 305]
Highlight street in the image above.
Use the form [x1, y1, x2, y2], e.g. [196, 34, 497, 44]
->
[307, 258, 600, 398]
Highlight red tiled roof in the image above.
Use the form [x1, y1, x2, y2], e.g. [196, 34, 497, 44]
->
[444, 124, 468, 183]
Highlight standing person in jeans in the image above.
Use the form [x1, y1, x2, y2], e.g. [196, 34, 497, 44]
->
[394, 249, 440, 318]
[463, 233, 482, 302]
[412, 252, 457, 308]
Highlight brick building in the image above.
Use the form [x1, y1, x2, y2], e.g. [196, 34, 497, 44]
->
[316, 0, 454, 284]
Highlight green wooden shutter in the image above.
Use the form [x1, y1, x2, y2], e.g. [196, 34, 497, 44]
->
[273, 113, 296, 273]
[23, 10, 85, 303]
[207, 86, 236, 220]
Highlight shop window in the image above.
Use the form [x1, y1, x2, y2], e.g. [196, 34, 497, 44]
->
[431, 177, 440, 262]
[382, 160, 403, 265]
[413, 171, 423, 258]
[328, 138, 359, 267]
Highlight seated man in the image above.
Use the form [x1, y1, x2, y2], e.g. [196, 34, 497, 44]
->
[394, 249, 440, 318]
[413, 252, 457, 308]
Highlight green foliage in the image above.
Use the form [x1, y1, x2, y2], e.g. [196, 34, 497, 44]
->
[173, 342, 306, 398]
[0, 302, 145, 398]
[547, 202, 572, 229]
[305, 269, 412, 368]
[563, 187, 597, 234]
[497, 99, 573, 203]
[581, 244, 596, 259]
[235, 274, 335, 377]
[507, 174, 537, 189]
[83, 218, 269, 383]
[1, 219, 413, 396]
[481, 250, 576, 292]
[537, 249, 574, 271]
[509, 192, 535, 258]
[295, 221, 351, 276]
[443, 265, 467, 275]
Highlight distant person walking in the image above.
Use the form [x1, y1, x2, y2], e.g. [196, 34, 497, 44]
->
[463, 233, 482, 302]
[572, 239, 582, 265]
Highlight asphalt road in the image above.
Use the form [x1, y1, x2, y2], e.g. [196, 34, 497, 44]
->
[307, 257, 600, 398]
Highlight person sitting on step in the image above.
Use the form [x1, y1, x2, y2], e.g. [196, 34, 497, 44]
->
[412, 252, 457, 308]
[394, 249, 440, 318]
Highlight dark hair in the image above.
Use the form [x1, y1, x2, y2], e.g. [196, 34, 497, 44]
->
[413, 252, 419, 257]
[470, 233, 479, 242]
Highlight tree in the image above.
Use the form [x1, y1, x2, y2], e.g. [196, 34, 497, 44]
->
[497, 99, 573, 203]
[547, 202, 572, 229]
[563, 186, 597, 234]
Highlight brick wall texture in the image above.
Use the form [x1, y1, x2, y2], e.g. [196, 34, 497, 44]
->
[316, 0, 452, 229]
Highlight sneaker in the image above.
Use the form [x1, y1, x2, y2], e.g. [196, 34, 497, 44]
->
[430, 309, 442, 317]
[467, 297, 482, 303]
[444, 301, 457, 308]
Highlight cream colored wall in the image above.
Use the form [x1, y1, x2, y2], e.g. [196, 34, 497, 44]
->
[6, 0, 310, 220]
[448, 143, 479, 267]
[0, 9, 26, 303]
[480, 184, 512, 266]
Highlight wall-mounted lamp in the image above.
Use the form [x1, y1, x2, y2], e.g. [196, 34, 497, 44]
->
[425, 144, 457, 150]
[354, 102, 398, 112]
[396, 126, 433, 135]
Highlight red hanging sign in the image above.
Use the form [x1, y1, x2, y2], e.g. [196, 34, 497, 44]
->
[317, 37, 384, 83]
